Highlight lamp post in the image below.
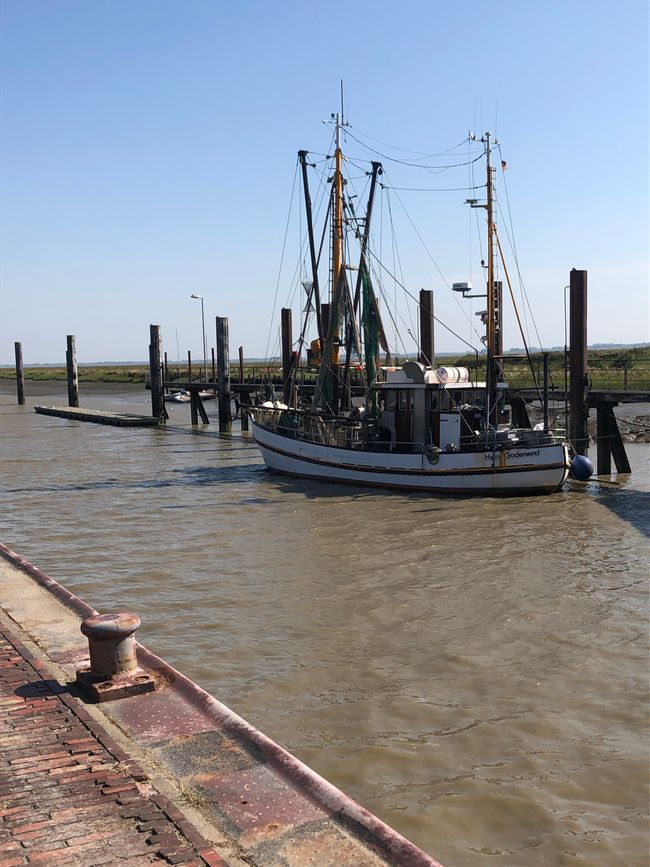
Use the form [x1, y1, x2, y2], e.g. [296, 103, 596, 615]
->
[190, 294, 207, 381]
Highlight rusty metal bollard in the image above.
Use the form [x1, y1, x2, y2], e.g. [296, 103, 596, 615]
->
[76, 613, 155, 702]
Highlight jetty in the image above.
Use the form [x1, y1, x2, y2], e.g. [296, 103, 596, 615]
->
[0, 544, 441, 867]
[34, 406, 159, 427]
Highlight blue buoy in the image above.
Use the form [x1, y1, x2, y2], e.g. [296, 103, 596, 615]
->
[571, 454, 594, 480]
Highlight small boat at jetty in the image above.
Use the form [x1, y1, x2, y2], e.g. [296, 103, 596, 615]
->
[249, 111, 570, 495]
[167, 389, 190, 403]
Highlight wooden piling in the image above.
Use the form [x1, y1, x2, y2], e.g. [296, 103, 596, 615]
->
[211, 348, 216, 384]
[596, 404, 611, 475]
[187, 351, 192, 382]
[569, 269, 589, 454]
[239, 346, 249, 431]
[216, 316, 231, 432]
[418, 289, 434, 367]
[163, 351, 169, 388]
[596, 401, 631, 475]
[281, 307, 293, 404]
[14, 342, 25, 405]
[66, 335, 79, 408]
[542, 351, 549, 430]
[148, 325, 165, 422]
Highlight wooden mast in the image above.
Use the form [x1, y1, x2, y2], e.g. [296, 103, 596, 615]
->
[311, 109, 345, 413]
[330, 111, 344, 411]
[484, 132, 499, 426]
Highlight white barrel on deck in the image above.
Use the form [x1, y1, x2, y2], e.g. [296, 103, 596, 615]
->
[435, 366, 469, 383]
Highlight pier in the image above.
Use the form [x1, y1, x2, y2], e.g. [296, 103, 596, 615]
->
[33, 406, 160, 427]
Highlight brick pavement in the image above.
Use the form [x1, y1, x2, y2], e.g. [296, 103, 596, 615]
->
[0, 626, 228, 867]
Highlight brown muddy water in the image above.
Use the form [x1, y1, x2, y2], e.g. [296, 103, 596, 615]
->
[1, 381, 648, 866]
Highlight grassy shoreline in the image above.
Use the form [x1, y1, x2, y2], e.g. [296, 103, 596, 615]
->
[1, 347, 648, 390]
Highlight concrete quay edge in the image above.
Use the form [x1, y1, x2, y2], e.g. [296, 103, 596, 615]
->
[0, 543, 442, 867]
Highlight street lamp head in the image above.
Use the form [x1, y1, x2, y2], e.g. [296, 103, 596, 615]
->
[190, 293, 202, 300]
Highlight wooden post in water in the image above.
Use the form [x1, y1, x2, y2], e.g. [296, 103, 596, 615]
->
[542, 351, 549, 430]
[14, 342, 25, 405]
[569, 269, 589, 454]
[148, 325, 165, 422]
[239, 346, 249, 431]
[66, 335, 79, 407]
[211, 348, 216, 384]
[596, 401, 631, 475]
[190, 392, 209, 425]
[187, 351, 192, 382]
[596, 404, 611, 476]
[281, 307, 293, 404]
[418, 289, 434, 367]
[216, 316, 231, 432]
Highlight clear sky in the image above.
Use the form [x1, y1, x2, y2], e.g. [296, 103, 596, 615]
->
[1, 0, 648, 364]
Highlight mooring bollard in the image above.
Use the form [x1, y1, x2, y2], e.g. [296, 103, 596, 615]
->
[76, 612, 155, 702]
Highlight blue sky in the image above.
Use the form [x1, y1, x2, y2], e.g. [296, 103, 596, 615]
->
[1, 0, 648, 364]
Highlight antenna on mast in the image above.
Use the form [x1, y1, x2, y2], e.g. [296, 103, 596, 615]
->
[340, 79, 344, 125]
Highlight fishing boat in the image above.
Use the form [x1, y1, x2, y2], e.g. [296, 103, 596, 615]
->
[249, 113, 570, 495]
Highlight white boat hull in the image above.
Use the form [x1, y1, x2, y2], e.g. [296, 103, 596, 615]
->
[251, 420, 570, 495]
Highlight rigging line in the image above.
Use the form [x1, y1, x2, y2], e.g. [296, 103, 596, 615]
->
[347, 124, 470, 159]
[494, 228, 543, 402]
[385, 187, 417, 343]
[381, 168, 483, 342]
[381, 183, 487, 192]
[496, 145, 543, 348]
[344, 129, 485, 171]
[365, 245, 481, 355]
[284, 172, 329, 313]
[381, 168, 450, 288]
[347, 124, 473, 158]
[467, 137, 473, 335]
[265, 159, 299, 363]
[280, 150, 334, 317]
[387, 188, 398, 346]
[386, 189, 404, 354]
[495, 197, 532, 345]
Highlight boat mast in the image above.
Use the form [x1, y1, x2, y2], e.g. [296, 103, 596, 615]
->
[330, 111, 344, 408]
[311, 107, 345, 413]
[484, 132, 499, 426]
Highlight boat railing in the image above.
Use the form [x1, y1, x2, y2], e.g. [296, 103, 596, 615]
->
[250, 406, 377, 450]
[250, 407, 567, 454]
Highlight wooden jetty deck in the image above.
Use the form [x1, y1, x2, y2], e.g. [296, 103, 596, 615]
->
[34, 405, 160, 427]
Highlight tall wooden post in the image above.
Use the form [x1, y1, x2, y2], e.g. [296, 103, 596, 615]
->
[66, 335, 79, 408]
[281, 307, 293, 404]
[187, 351, 192, 382]
[149, 325, 164, 422]
[216, 316, 231, 432]
[211, 348, 216, 384]
[418, 289, 434, 367]
[542, 351, 549, 430]
[569, 269, 589, 454]
[14, 342, 25, 405]
[239, 346, 248, 431]
[163, 352, 168, 388]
